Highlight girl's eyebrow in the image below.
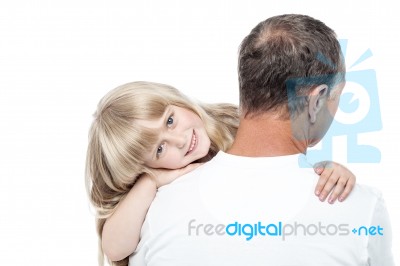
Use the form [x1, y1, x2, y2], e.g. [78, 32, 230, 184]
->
[138, 106, 172, 129]
[163, 106, 173, 123]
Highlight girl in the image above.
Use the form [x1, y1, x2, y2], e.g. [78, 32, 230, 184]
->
[86, 81, 356, 266]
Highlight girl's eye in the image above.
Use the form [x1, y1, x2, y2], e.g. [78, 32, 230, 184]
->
[167, 116, 174, 127]
[156, 143, 165, 157]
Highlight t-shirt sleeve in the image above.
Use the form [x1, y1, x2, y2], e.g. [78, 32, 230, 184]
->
[367, 193, 395, 266]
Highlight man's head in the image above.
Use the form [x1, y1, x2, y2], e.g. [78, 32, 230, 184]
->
[237, 14, 345, 146]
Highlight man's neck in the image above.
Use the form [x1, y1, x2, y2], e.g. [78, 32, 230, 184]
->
[228, 113, 308, 157]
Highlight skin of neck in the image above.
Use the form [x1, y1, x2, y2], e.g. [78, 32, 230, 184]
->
[228, 109, 312, 157]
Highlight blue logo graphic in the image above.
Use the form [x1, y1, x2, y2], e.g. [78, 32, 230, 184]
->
[352, 225, 384, 236]
[291, 40, 382, 166]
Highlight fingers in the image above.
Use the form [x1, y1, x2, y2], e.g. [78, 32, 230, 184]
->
[326, 173, 347, 204]
[314, 173, 328, 197]
[179, 163, 204, 175]
[313, 161, 332, 175]
[314, 161, 334, 199]
[315, 161, 357, 204]
[151, 163, 204, 188]
[316, 168, 337, 202]
[336, 169, 356, 202]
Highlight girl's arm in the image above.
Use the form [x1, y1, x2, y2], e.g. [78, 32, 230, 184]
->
[313, 161, 356, 204]
[102, 163, 202, 262]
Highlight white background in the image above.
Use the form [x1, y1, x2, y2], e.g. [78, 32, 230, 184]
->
[1, 1, 399, 265]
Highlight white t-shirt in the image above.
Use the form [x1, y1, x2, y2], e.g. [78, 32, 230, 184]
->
[129, 152, 394, 266]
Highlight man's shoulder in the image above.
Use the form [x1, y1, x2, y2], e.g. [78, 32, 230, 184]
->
[350, 183, 383, 202]
[328, 182, 384, 221]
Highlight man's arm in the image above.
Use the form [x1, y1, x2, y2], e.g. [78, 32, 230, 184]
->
[367, 193, 395, 266]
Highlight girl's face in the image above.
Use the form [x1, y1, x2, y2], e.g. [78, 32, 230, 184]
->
[139, 105, 211, 169]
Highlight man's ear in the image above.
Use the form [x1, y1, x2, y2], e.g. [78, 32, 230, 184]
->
[308, 84, 328, 123]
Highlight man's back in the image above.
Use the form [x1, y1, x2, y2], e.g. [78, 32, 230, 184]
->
[130, 152, 393, 266]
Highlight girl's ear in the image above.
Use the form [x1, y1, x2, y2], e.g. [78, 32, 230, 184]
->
[308, 85, 328, 123]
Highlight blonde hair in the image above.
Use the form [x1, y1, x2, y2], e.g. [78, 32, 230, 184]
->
[85, 81, 239, 265]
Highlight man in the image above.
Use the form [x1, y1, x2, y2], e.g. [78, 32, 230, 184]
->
[130, 14, 394, 265]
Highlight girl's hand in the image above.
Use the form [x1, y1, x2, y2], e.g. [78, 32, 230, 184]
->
[148, 163, 203, 189]
[102, 163, 203, 261]
[313, 161, 356, 204]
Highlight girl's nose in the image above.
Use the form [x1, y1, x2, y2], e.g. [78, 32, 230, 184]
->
[167, 133, 186, 149]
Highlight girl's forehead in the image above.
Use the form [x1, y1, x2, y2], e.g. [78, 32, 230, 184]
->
[135, 105, 172, 129]
[136, 118, 162, 129]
